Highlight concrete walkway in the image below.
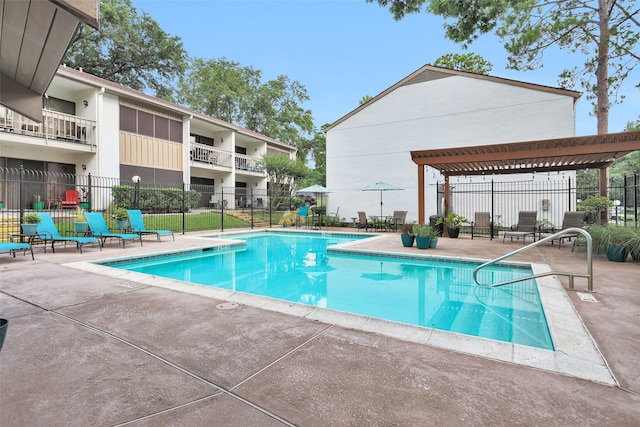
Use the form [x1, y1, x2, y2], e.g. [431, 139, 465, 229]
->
[1, 230, 639, 426]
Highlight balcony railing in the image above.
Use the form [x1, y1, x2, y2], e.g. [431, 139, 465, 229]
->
[0, 107, 96, 145]
[235, 152, 265, 173]
[190, 142, 233, 168]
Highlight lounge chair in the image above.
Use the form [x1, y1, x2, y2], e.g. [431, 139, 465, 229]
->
[85, 212, 143, 248]
[0, 242, 34, 260]
[471, 212, 493, 239]
[357, 211, 372, 231]
[550, 211, 586, 247]
[503, 211, 537, 244]
[36, 213, 101, 254]
[127, 210, 174, 241]
[391, 210, 408, 231]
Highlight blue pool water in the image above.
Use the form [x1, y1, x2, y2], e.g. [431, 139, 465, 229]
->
[104, 232, 553, 350]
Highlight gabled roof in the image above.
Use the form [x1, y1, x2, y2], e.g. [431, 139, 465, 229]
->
[411, 130, 640, 176]
[324, 64, 581, 132]
[56, 66, 295, 151]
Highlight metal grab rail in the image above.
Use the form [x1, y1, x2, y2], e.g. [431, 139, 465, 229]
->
[473, 228, 594, 292]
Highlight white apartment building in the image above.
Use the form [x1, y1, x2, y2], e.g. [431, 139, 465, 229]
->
[325, 65, 581, 226]
[0, 66, 297, 209]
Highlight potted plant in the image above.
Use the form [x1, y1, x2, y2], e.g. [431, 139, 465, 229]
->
[439, 212, 468, 238]
[622, 229, 640, 262]
[428, 226, 439, 248]
[413, 224, 432, 249]
[79, 187, 89, 209]
[399, 223, 415, 247]
[33, 194, 44, 210]
[280, 211, 297, 227]
[602, 225, 635, 262]
[74, 209, 89, 233]
[585, 225, 634, 262]
[113, 208, 129, 230]
[21, 212, 41, 235]
[578, 195, 613, 225]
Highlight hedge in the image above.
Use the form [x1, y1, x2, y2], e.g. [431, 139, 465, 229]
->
[112, 185, 201, 213]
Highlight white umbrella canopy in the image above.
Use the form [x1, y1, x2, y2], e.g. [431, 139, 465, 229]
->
[297, 184, 332, 228]
[298, 184, 331, 194]
[360, 181, 403, 217]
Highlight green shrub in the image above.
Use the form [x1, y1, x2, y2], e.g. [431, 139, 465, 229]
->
[112, 185, 201, 213]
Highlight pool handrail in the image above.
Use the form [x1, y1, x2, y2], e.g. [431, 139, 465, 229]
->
[473, 227, 594, 292]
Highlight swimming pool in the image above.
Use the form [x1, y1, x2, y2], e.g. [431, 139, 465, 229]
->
[102, 232, 553, 350]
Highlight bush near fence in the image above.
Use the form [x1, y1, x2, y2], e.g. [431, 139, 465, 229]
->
[112, 185, 201, 212]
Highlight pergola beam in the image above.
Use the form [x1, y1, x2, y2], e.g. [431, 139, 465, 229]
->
[411, 130, 640, 224]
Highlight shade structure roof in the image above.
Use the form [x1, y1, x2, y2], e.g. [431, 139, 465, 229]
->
[411, 130, 640, 176]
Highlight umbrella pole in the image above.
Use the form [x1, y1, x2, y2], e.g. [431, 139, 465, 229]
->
[380, 191, 383, 218]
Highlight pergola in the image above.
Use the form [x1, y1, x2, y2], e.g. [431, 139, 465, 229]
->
[411, 130, 640, 224]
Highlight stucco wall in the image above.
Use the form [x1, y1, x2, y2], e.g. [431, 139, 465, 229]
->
[326, 75, 577, 224]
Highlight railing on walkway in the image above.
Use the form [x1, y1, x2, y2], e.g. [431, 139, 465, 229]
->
[473, 228, 594, 292]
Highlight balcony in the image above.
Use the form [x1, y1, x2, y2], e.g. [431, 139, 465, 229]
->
[235, 153, 265, 174]
[190, 142, 233, 168]
[0, 108, 96, 145]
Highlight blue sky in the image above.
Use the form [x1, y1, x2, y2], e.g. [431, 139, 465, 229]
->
[131, 0, 639, 136]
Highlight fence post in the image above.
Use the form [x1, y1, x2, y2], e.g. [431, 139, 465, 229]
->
[19, 165, 25, 223]
[182, 183, 186, 234]
[250, 188, 254, 229]
[87, 173, 92, 212]
[221, 188, 225, 232]
[490, 179, 495, 239]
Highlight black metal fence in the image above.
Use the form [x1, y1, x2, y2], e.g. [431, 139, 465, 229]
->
[0, 166, 312, 241]
[440, 175, 639, 233]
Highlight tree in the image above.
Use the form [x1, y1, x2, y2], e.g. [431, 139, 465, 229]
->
[433, 52, 493, 74]
[359, 95, 374, 105]
[368, 0, 640, 135]
[260, 154, 309, 210]
[174, 57, 315, 154]
[64, 0, 188, 97]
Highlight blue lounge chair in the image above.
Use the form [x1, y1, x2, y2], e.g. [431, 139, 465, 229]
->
[0, 242, 34, 260]
[85, 212, 142, 248]
[36, 213, 100, 254]
[127, 210, 174, 241]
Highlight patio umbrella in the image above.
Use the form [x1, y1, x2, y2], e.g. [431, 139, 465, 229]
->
[297, 184, 332, 228]
[360, 181, 404, 218]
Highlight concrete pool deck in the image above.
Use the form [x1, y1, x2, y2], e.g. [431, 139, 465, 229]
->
[1, 229, 639, 425]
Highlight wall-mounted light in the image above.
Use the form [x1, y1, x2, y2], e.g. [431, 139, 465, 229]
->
[220, 138, 223, 142]
[220, 178, 224, 183]
[83, 100, 88, 107]
[81, 164, 86, 171]
[255, 182, 258, 187]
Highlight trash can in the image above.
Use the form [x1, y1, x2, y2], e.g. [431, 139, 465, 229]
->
[430, 215, 444, 236]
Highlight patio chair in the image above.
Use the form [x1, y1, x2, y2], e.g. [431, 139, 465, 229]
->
[60, 190, 79, 209]
[390, 210, 407, 231]
[503, 211, 537, 244]
[85, 212, 143, 248]
[209, 194, 220, 208]
[36, 212, 101, 254]
[357, 211, 372, 231]
[550, 211, 586, 248]
[127, 210, 174, 241]
[0, 242, 34, 260]
[471, 212, 492, 239]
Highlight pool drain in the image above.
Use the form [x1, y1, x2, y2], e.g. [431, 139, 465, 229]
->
[216, 302, 239, 310]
